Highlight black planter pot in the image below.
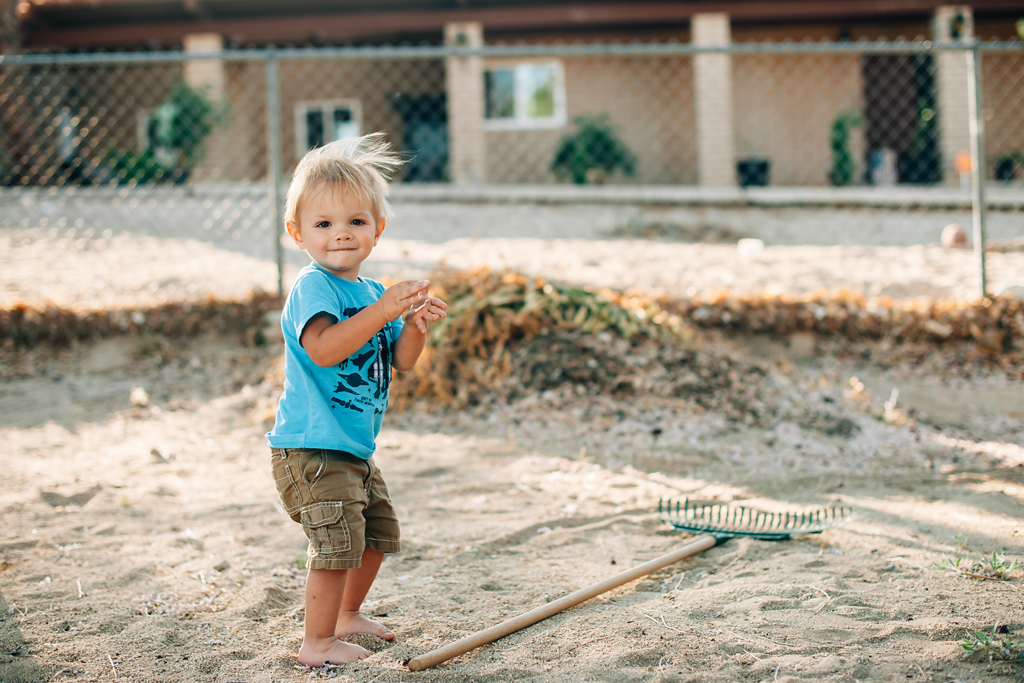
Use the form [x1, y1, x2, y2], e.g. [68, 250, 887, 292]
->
[737, 158, 770, 187]
[995, 158, 1017, 181]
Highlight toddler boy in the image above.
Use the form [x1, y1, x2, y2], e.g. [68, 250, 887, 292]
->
[268, 134, 446, 666]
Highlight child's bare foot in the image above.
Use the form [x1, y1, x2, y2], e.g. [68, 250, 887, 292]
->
[336, 610, 395, 641]
[298, 637, 371, 667]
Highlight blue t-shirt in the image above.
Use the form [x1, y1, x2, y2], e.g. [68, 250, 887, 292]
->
[267, 263, 403, 458]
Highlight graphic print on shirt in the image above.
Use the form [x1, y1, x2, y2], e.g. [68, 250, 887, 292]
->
[366, 330, 392, 400]
[350, 347, 375, 370]
[329, 305, 392, 416]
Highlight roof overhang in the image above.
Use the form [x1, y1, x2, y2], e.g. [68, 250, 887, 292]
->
[19, 0, 1024, 48]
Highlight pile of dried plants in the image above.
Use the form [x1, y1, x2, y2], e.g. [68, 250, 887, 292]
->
[0, 292, 283, 348]
[388, 268, 772, 414]
[666, 290, 1023, 354]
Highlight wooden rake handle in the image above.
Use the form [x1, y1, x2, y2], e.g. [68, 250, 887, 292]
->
[406, 533, 718, 671]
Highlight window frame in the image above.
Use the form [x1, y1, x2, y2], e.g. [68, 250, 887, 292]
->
[293, 99, 363, 157]
[483, 60, 567, 131]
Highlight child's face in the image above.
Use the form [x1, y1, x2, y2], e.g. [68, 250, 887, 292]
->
[286, 183, 384, 281]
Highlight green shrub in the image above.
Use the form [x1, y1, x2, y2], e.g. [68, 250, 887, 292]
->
[829, 110, 863, 187]
[552, 114, 637, 184]
[103, 149, 172, 185]
[152, 80, 218, 166]
[103, 79, 220, 185]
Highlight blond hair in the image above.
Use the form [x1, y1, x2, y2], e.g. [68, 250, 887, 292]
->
[285, 132, 404, 226]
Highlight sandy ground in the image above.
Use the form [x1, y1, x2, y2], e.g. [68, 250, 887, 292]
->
[3, 228, 1024, 308]
[2, 227, 1024, 683]
[5, 187, 1024, 250]
[364, 239, 1024, 301]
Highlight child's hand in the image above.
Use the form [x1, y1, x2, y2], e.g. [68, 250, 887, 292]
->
[378, 280, 431, 322]
[405, 295, 448, 334]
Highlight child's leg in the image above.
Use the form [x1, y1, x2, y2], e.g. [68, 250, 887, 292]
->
[298, 568, 371, 666]
[336, 548, 394, 640]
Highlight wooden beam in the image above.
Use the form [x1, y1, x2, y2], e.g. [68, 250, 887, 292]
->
[22, 0, 1024, 48]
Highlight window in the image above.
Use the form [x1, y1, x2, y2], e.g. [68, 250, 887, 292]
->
[484, 62, 566, 130]
[294, 100, 362, 156]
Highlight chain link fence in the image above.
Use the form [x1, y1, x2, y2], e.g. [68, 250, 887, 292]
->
[1, 40, 1021, 299]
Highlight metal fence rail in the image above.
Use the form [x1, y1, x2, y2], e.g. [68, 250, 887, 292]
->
[1, 40, 1022, 297]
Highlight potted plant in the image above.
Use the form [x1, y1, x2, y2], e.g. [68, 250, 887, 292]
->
[828, 109, 863, 187]
[103, 80, 220, 185]
[552, 114, 637, 184]
[150, 80, 220, 183]
[994, 151, 1023, 181]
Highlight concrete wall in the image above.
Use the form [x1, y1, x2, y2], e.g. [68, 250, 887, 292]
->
[215, 61, 269, 182]
[484, 54, 697, 184]
[445, 22, 487, 183]
[275, 57, 445, 175]
[733, 53, 864, 186]
[693, 13, 736, 187]
[984, 52, 1024, 175]
[978, 19, 1024, 177]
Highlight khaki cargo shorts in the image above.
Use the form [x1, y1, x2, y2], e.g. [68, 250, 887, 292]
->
[271, 448, 401, 570]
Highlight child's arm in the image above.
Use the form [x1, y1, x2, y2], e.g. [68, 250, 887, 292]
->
[392, 295, 448, 372]
[301, 280, 431, 367]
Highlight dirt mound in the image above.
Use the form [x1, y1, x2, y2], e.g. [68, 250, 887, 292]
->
[502, 331, 777, 425]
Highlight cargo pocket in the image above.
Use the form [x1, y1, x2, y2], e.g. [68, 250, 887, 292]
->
[271, 450, 302, 523]
[300, 501, 351, 557]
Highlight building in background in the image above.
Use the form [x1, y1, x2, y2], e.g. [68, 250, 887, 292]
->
[4, 1, 1023, 188]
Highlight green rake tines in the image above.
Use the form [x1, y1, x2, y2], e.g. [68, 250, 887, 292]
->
[659, 498, 853, 541]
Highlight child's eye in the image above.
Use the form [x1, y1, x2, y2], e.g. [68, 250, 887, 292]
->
[316, 221, 330, 228]
[351, 219, 366, 226]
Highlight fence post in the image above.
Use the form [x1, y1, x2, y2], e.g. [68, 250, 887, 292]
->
[965, 42, 988, 299]
[265, 51, 285, 296]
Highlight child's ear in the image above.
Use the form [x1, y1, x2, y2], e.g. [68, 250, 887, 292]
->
[374, 218, 386, 245]
[286, 222, 305, 249]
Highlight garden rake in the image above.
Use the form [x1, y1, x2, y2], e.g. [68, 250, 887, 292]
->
[407, 498, 852, 671]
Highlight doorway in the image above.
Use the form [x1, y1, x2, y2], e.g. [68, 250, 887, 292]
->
[391, 93, 448, 183]
[862, 54, 941, 185]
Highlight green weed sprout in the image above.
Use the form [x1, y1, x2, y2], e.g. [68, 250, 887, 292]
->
[935, 552, 1019, 580]
[980, 552, 1018, 577]
[961, 630, 1024, 663]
